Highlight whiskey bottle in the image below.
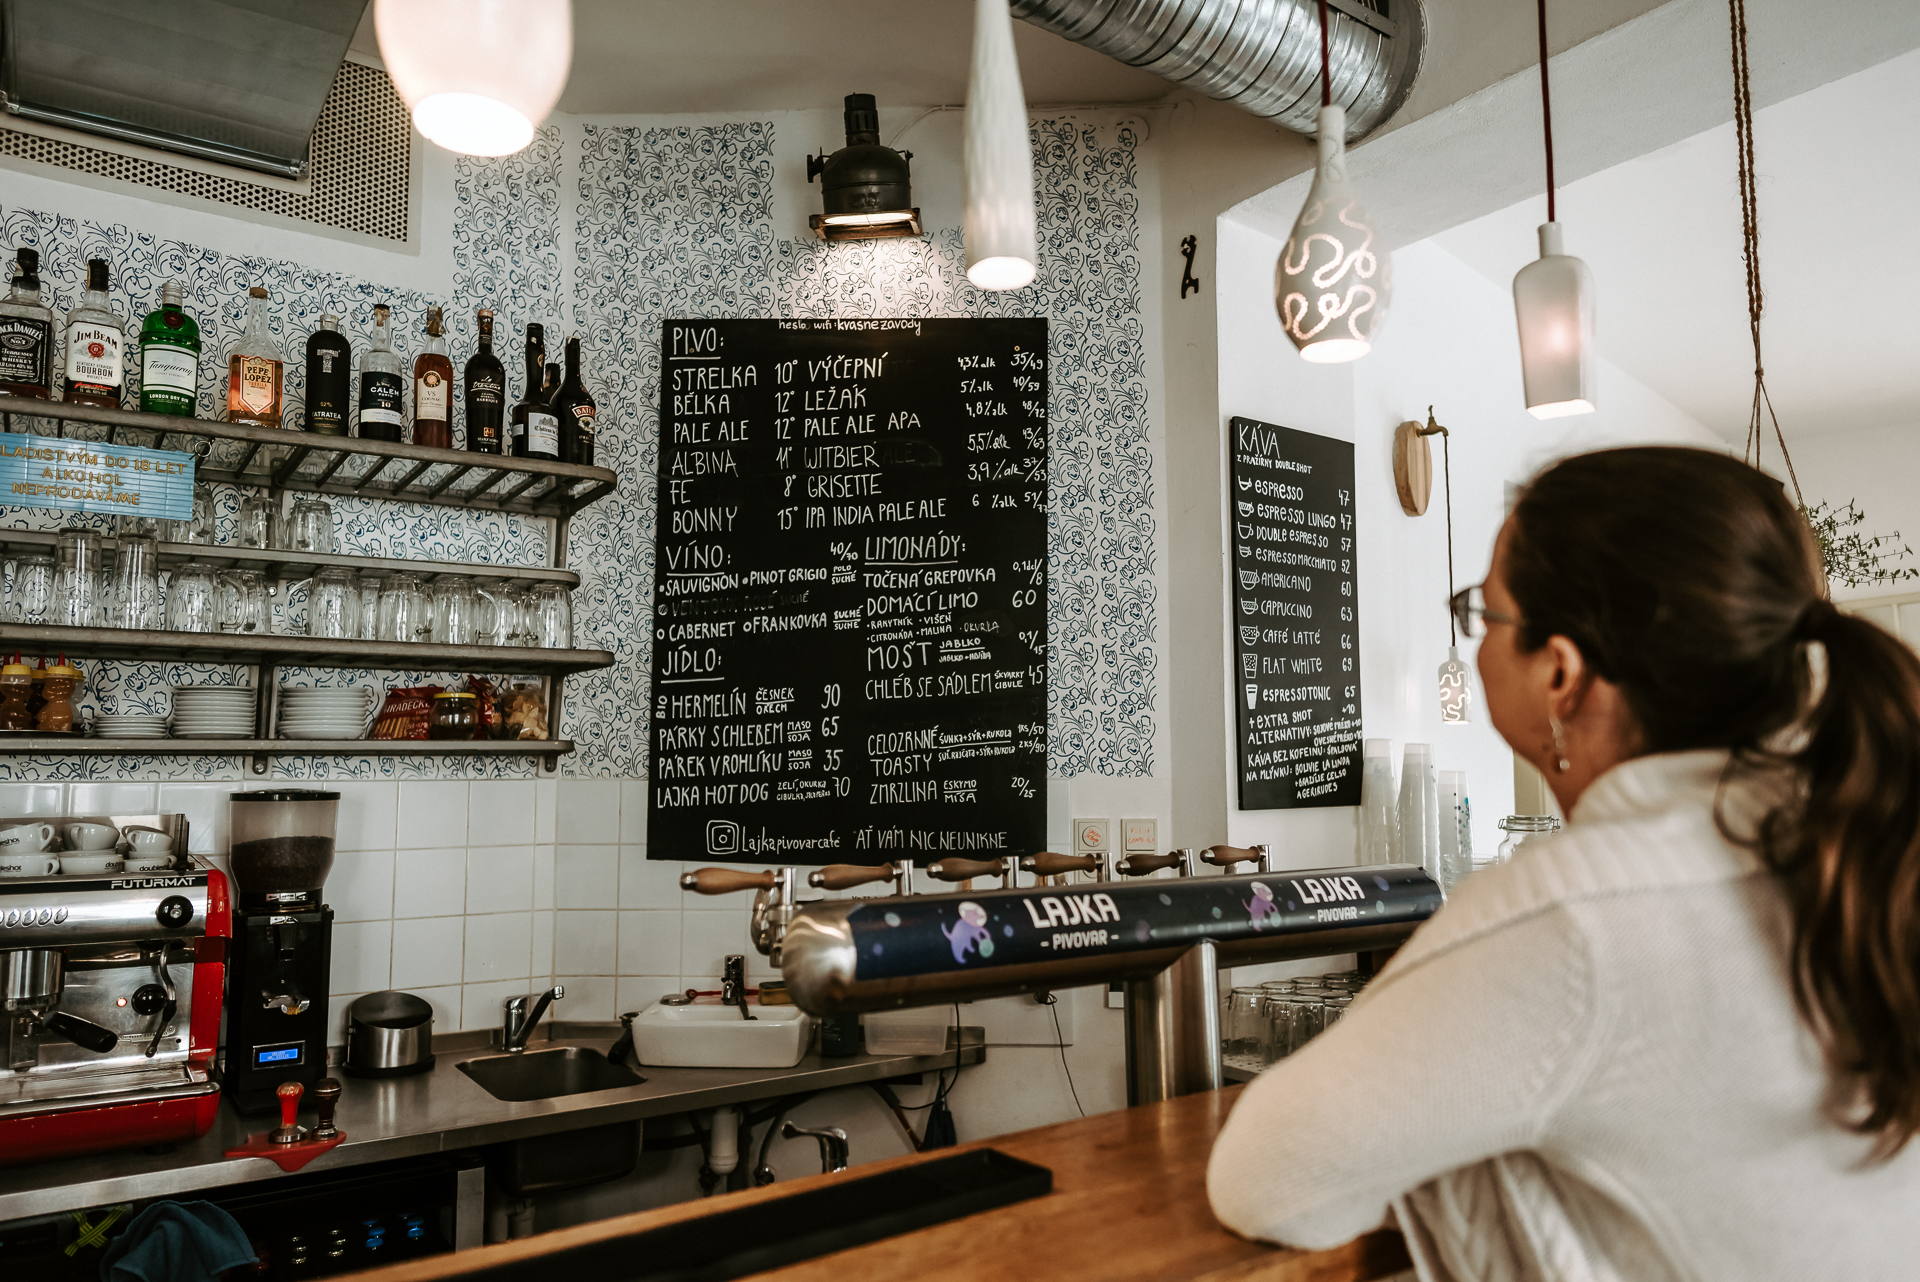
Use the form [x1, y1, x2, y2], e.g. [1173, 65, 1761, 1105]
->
[0, 247, 56, 400]
[510, 323, 559, 461]
[554, 336, 597, 466]
[226, 286, 285, 428]
[304, 311, 351, 435]
[357, 304, 404, 442]
[137, 281, 199, 416]
[63, 258, 125, 409]
[464, 308, 506, 454]
[412, 306, 454, 449]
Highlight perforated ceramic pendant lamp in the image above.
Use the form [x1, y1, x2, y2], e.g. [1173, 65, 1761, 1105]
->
[1274, 103, 1391, 363]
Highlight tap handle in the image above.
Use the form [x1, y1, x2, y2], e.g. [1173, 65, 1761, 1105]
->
[783, 1121, 850, 1174]
[808, 863, 897, 891]
[1020, 851, 1098, 877]
[681, 867, 778, 895]
[922, 857, 1005, 883]
[1115, 852, 1182, 876]
[311, 1077, 342, 1140]
[1203, 844, 1260, 868]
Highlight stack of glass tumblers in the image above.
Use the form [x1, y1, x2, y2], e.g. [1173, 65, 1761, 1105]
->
[1222, 971, 1366, 1073]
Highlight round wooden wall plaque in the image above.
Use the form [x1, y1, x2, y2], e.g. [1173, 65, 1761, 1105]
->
[1392, 420, 1432, 516]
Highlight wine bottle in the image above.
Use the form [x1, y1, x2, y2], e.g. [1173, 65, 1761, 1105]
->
[554, 336, 597, 467]
[304, 310, 351, 435]
[412, 306, 453, 449]
[464, 308, 505, 454]
[511, 323, 559, 461]
[357, 304, 404, 442]
[542, 361, 560, 404]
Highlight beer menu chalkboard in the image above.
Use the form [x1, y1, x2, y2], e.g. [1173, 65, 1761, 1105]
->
[648, 319, 1049, 864]
[1228, 416, 1362, 810]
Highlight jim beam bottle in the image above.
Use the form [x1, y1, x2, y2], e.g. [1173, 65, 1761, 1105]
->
[226, 286, 285, 428]
[137, 281, 199, 416]
[554, 336, 597, 466]
[62, 258, 125, 409]
[412, 306, 454, 449]
[0, 247, 56, 400]
[304, 310, 351, 435]
[463, 308, 505, 454]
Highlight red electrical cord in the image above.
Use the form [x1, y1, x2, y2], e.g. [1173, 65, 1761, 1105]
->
[1318, 0, 1332, 107]
[1537, 0, 1557, 222]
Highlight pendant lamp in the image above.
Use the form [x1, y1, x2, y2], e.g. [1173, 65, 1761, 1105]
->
[1512, 0, 1596, 418]
[1274, 2, 1390, 363]
[963, 0, 1038, 291]
[375, 0, 572, 157]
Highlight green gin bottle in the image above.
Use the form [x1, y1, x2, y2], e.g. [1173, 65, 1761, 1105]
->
[138, 281, 199, 416]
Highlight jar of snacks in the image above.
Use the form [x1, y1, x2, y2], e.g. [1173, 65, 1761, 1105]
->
[497, 676, 548, 741]
[428, 691, 478, 740]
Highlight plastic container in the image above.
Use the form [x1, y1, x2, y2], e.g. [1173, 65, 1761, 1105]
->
[1355, 738, 1396, 864]
[861, 1008, 951, 1056]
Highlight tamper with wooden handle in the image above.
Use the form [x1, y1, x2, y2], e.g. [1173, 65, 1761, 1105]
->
[270, 1080, 306, 1146]
[310, 1077, 342, 1141]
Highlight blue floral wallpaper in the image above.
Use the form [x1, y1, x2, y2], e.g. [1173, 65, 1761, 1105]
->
[0, 112, 1157, 784]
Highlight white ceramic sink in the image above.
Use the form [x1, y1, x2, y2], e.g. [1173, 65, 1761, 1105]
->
[631, 1001, 812, 1069]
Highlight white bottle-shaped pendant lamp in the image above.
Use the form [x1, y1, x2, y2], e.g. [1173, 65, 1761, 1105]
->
[1274, 103, 1391, 363]
[963, 0, 1038, 291]
[1514, 223, 1596, 417]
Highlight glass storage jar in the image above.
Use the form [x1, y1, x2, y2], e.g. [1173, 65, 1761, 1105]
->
[428, 691, 478, 739]
[1495, 814, 1561, 864]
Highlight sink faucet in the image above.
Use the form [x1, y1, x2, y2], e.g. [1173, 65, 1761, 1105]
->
[502, 985, 564, 1052]
[721, 955, 756, 1021]
[783, 1121, 850, 1173]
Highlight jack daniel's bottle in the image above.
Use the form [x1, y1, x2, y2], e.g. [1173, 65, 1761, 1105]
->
[0, 247, 55, 400]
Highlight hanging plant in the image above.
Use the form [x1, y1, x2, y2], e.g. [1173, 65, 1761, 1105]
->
[1802, 500, 1920, 589]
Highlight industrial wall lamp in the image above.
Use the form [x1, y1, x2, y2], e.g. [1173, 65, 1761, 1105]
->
[808, 94, 923, 242]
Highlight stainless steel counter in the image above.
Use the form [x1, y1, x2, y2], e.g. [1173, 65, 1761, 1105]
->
[0, 1028, 985, 1223]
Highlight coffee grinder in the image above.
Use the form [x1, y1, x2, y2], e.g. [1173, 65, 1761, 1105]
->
[223, 790, 337, 1114]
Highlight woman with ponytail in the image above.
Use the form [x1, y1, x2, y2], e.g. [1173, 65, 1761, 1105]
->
[1209, 447, 1920, 1280]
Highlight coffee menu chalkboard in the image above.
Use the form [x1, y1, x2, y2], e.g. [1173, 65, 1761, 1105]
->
[1228, 416, 1362, 810]
[648, 318, 1049, 864]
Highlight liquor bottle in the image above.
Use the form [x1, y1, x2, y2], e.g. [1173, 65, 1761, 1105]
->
[357, 304, 404, 442]
[542, 361, 560, 404]
[554, 336, 597, 466]
[510, 323, 559, 461]
[137, 281, 199, 416]
[412, 306, 453, 449]
[0, 247, 56, 400]
[226, 286, 285, 428]
[63, 258, 125, 408]
[463, 308, 505, 454]
[304, 311, 351, 435]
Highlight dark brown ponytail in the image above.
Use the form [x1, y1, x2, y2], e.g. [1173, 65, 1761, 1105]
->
[1507, 446, 1920, 1157]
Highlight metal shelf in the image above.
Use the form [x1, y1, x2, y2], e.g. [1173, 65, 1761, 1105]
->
[0, 624, 614, 677]
[3, 737, 573, 757]
[0, 399, 617, 520]
[0, 530, 580, 587]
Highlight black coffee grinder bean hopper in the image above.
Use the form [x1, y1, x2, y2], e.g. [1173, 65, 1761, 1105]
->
[223, 790, 338, 1114]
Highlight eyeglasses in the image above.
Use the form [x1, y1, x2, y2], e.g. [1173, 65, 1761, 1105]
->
[1450, 584, 1523, 639]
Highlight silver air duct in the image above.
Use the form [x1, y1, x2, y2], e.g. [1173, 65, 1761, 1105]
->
[1011, 0, 1426, 140]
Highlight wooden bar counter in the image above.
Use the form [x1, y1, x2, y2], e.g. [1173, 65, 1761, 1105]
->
[349, 1086, 1410, 1282]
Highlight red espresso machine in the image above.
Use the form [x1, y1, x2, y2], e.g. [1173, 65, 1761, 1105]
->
[0, 833, 229, 1166]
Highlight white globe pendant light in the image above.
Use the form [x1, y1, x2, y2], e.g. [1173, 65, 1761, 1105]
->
[375, 0, 573, 157]
[963, 0, 1038, 291]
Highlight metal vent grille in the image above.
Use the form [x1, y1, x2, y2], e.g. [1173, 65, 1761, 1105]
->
[0, 61, 411, 242]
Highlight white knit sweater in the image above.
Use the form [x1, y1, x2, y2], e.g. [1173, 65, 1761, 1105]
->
[1207, 751, 1920, 1282]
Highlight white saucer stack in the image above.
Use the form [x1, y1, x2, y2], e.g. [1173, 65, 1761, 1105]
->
[92, 714, 170, 739]
[171, 686, 258, 739]
[277, 686, 372, 740]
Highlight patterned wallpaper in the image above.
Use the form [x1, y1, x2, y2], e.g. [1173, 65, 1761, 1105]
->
[0, 112, 1157, 784]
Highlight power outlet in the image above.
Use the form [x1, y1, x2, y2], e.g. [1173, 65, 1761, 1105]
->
[1123, 817, 1159, 853]
[1073, 817, 1111, 856]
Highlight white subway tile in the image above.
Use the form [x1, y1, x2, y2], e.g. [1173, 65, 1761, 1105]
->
[678, 910, 752, 985]
[617, 910, 681, 977]
[326, 990, 368, 1049]
[396, 780, 468, 849]
[468, 780, 537, 847]
[618, 780, 648, 844]
[466, 846, 535, 915]
[67, 782, 158, 817]
[156, 783, 230, 854]
[554, 779, 619, 844]
[391, 916, 465, 989]
[461, 979, 528, 1032]
[554, 910, 617, 975]
[327, 849, 395, 923]
[329, 920, 392, 994]
[615, 976, 680, 1018]
[334, 782, 398, 852]
[393, 848, 466, 918]
[618, 847, 682, 909]
[463, 912, 532, 984]
[534, 779, 558, 845]
[0, 782, 65, 819]
[531, 909, 554, 979]
[533, 844, 555, 911]
[554, 844, 618, 909]
[555, 975, 615, 1023]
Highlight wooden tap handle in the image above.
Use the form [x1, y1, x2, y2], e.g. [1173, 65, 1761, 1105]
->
[1020, 851, 1098, 875]
[808, 863, 897, 891]
[1203, 844, 1260, 867]
[923, 857, 1007, 882]
[1116, 852, 1182, 876]
[680, 867, 778, 895]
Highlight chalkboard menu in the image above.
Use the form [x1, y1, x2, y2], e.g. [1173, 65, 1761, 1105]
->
[648, 318, 1049, 864]
[1228, 416, 1362, 810]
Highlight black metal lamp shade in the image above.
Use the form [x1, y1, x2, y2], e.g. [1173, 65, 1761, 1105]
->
[808, 94, 922, 242]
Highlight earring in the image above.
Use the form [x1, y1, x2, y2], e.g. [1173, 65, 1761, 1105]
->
[1547, 712, 1571, 774]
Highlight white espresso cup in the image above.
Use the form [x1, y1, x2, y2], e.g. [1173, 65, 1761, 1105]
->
[0, 823, 56, 855]
[0, 854, 60, 877]
[59, 853, 124, 875]
[123, 828, 173, 854]
[64, 822, 120, 852]
[124, 855, 174, 873]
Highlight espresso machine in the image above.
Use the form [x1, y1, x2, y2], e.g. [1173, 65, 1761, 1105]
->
[223, 790, 337, 1115]
[0, 817, 230, 1167]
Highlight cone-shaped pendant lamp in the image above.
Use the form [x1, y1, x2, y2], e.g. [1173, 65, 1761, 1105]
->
[1274, 5, 1390, 362]
[963, 0, 1038, 291]
[376, 0, 572, 157]
[1512, 0, 1597, 418]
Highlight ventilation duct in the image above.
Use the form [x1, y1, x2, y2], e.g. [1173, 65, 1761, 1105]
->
[1010, 0, 1425, 141]
[0, 0, 367, 178]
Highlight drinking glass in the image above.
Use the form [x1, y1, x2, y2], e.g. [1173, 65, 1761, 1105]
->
[354, 573, 380, 640]
[530, 581, 572, 649]
[281, 498, 335, 554]
[1322, 994, 1353, 1029]
[217, 568, 271, 634]
[377, 571, 430, 643]
[473, 580, 506, 646]
[163, 483, 215, 545]
[165, 562, 220, 633]
[236, 492, 274, 549]
[1261, 994, 1298, 1065]
[104, 535, 163, 630]
[116, 513, 160, 539]
[307, 567, 358, 639]
[7, 554, 55, 625]
[53, 529, 106, 627]
[1224, 987, 1268, 1073]
[497, 583, 536, 646]
[431, 574, 478, 646]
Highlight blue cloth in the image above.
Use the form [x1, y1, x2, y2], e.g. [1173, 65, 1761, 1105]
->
[98, 1201, 255, 1282]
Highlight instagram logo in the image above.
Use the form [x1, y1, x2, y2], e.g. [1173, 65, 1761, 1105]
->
[706, 819, 742, 856]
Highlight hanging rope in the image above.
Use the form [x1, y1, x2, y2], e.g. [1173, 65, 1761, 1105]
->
[1418, 409, 1455, 646]
[1537, 0, 1556, 223]
[1729, 0, 1802, 505]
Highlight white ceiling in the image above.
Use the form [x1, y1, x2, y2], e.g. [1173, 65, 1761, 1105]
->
[1432, 46, 1920, 443]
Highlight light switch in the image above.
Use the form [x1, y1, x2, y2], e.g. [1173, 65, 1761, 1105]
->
[1123, 817, 1158, 852]
[1073, 817, 1110, 855]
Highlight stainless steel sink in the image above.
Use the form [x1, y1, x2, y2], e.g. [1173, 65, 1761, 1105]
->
[457, 1046, 642, 1102]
